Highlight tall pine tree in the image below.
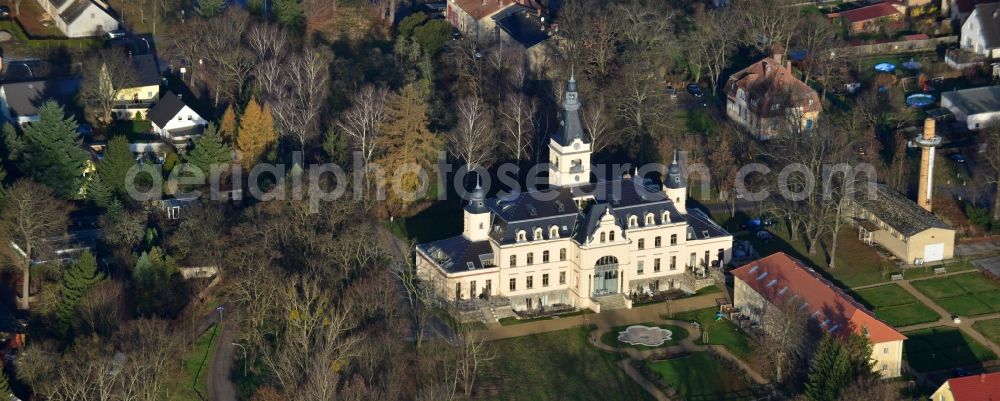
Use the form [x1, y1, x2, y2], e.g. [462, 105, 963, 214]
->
[376, 84, 441, 215]
[805, 334, 854, 401]
[55, 250, 103, 336]
[10, 101, 88, 198]
[236, 98, 277, 169]
[219, 105, 238, 144]
[184, 123, 232, 175]
[96, 135, 138, 200]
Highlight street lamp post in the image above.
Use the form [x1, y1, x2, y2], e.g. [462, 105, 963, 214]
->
[231, 343, 248, 377]
[216, 305, 224, 322]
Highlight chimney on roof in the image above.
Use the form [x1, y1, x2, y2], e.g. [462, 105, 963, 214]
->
[772, 45, 785, 65]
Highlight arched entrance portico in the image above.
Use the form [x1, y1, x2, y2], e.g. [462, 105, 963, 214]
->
[593, 256, 619, 296]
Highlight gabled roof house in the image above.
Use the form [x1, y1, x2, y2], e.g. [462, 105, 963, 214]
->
[147, 91, 206, 143]
[732, 253, 906, 378]
[724, 48, 821, 139]
[39, 0, 120, 38]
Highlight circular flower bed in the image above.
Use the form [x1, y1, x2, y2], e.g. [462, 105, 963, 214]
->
[617, 325, 674, 347]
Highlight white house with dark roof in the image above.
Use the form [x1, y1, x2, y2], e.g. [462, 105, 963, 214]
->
[146, 91, 206, 142]
[415, 76, 733, 314]
[0, 78, 80, 126]
[39, 0, 119, 38]
[961, 2, 1000, 59]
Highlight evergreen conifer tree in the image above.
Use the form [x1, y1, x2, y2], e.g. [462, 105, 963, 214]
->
[805, 334, 853, 401]
[97, 136, 137, 199]
[55, 250, 103, 335]
[12, 101, 88, 198]
[184, 124, 232, 175]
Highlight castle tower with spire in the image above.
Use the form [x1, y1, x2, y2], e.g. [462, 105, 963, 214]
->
[548, 72, 592, 187]
[663, 151, 687, 213]
[463, 177, 490, 241]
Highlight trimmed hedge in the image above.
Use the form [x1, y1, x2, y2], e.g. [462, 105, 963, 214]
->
[0, 20, 103, 49]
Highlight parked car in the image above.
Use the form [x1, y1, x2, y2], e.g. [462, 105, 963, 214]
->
[950, 153, 966, 163]
[687, 83, 704, 97]
[0, 6, 10, 19]
[106, 29, 126, 39]
[666, 85, 677, 99]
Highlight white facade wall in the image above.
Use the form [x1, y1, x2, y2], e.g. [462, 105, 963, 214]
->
[961, 9, 1000, 58]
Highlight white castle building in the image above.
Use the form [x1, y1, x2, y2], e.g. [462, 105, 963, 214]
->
[415, 76, 734, 312]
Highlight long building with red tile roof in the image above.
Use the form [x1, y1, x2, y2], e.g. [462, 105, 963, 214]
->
[834, 2, 904, 33]
[731, 252, 906, 377]
[932, 372, 1000, 401]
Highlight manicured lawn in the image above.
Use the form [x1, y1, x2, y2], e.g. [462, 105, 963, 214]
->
[853, 284, 940, 327]
[973, 318, 1000, 347]
[670, 308, 752, 362]
[912, 273, 1000, 316]
[646, 352, 752, 401]
[903, 326, 997, 373]
[480, 327, 654, 401]
[600, 322, 690, 350]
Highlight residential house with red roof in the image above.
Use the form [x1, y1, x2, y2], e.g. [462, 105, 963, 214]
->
[931, 372, 1000, 401]
[731, 253, 906, 378]
[724, 48, 821, 139]
[835, 2, 904, 33]
[446, 0, 518, 42]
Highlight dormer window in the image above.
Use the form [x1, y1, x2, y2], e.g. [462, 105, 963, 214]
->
[645, 213, 654, 225]
[517, 230, 527, 242]
[609, 231, 615, 241]
[600, 232, 606, 243]
[661, 211, 670, 223]
[628, 215, 638, 228]
[549, 226, 559, 238]
[533, 228, 543, 241]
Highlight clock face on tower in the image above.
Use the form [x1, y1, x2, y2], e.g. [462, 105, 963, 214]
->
[574, 142, 581, 150]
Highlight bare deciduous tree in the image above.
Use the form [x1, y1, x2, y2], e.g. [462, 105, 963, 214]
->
[498, 93, 536, 162]
[271, 48, 331, 151]
[1, 180, 70, 310]
[452, 328, 496, 398]
[80, 48, 138, 126]
[686, 8, 739, 92]
[448, 96, 497, 169]
[203, 9, 253, 107]
[581, 95, 614, 153]
[337, 85, 390, 170]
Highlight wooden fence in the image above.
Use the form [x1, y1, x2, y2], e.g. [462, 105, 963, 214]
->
[836, 35, 958, 56]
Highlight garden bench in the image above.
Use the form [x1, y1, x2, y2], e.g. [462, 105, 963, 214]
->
[934, 267, 947, 274]
[891, 273, 903, 281]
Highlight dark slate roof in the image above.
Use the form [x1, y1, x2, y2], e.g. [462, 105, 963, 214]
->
[971, 3, 1000, 48]
[147, 91, 186, 127]
[551, 77, 588, 146]
[131, 54, 161, 87]
[494, 6, 550, 49]
[60, 0, 93, 24]
[417, 236, 495, 273]
[571, 179, 686, 243]
[685, 208, 730, 240]
[942, 85, 1000, 115]
[487, 188, 579, 244]
[855, 184, 952, 237]
[1, 78, 80, 118]
[51, 0, 70, 9]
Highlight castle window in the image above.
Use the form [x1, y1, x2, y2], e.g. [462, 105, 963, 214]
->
[510, 255, 517, 267]
[654, 258, 661, 272]
[637, 260, 644, 275]
[527, 276, 534, 289]
[638, 239, 645, 250]
[662, 211, 670, 223]
[542, 274, 549, 287]
[609, 231, 615, 241]
[600, 232, 606, 243]
[543, 250, 550, 263]
[517, 230, 526, 242]
[645, 213, 654, 225]
[559, 272, 566, 284]
[510, 278, 516, 291]
[560, 248, 567, 261]
[628, 215, 638, 227]
[527, 253, 534, 265]
[550, 226, 559, 238]
[670, 234, 677, 245]
[670, 256, 677, 270]
[654, 236, 662, 248]
[533, 228, 542, 241]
